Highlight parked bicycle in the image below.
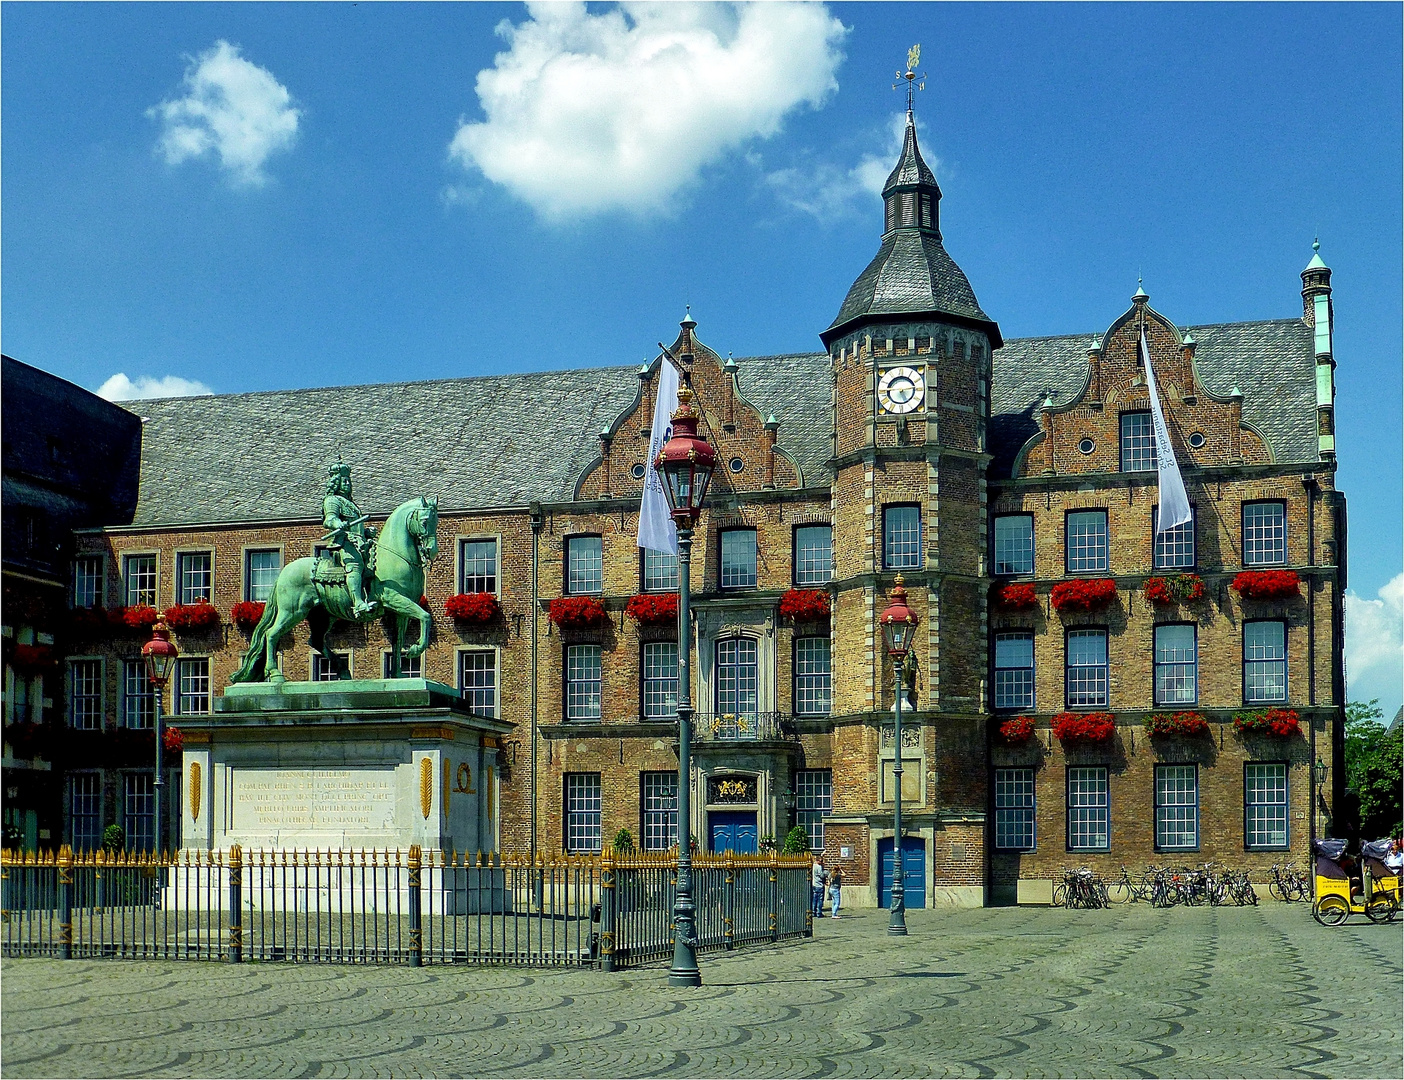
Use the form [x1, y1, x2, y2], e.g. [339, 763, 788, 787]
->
[1268, 862, 1309, 903]
[1053, 867, 1107, 909]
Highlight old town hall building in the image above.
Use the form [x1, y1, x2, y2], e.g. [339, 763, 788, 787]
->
[4, 107, 1347, 907]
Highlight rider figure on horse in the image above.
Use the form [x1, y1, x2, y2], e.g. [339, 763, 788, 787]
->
[323, 463, 378, 618]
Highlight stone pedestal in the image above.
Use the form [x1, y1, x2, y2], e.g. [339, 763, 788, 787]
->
[174, 679, 512, 856]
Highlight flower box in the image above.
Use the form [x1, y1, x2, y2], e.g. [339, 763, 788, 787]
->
[163, 726, 184, 753]
[231, 601, 266, 631]
[70, 607, 113, 635]
[164, 602, 221, 633]
[1144, 574, 1206, 605]
[993, 582, 1039, 610]
[548, 595, 607, 629]
[1050, 578, 1118, 613]
[446, 593, 501, 624]
[10, 644, 55, 671]
[1232, 570, 1301, 601]
[115, 605, 160, 631]
[1144, 711, 1210, 737]
[1051, 711, 1116, 743]
[778, 588, 830, 621]
[998, 716, 1036, 744]
[1233, 708, 1301, 737]
[625, 593, 678, 625]
[3, 721, 52, 759]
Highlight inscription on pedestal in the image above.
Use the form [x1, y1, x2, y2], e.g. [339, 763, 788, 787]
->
[232, 768, 397, 834]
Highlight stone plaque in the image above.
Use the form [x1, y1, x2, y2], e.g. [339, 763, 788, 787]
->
[232, 768, 397, 835]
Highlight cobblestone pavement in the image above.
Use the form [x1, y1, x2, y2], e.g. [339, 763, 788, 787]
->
[3, 904, 1400, 1079]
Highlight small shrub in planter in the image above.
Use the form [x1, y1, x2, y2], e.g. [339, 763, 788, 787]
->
[1144, 711, 1210, 737]
[1144, 574, 1206, 605]
[231, 601, 266, 632]
[1051, 711, 1116, 743]
[102, 823, 126, 854]
[446, 592, 501, 623]
[778, 588, 831, 621]
[116, 605, 160, 631]
[993, 582, 1039, 610]
[998, 715, 1036, 744]
[611, 828, 634, 853]
[1050, 578, 1118, 613]
[1232, 570, 1301, 601]
[548, 595, 607, 629]
[782, 825, 811, 854]
[625, 593, 678, 624]
[164, 602, 221, 633]
[1233, 708, 1301, 737]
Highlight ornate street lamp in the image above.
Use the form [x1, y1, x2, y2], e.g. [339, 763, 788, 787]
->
[654, 382, 716, 987]
[142, 620, 178, 854]
[878, 576, 919, 936]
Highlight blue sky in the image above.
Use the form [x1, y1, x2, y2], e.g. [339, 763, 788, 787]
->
[3, 2, 1400, 714]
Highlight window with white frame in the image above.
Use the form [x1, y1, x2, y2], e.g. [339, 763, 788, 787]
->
[1154, 765, 1199, 850]
[459, 539, 498, 594]
[123, 554, 157, 607]
[1066, 510, 1108, 573]
[794, 768, 832, 852]
[994, 767, 1035, 851]
[177, 552, 212, 605]
[640, 771, 678, 851]
[720, 529, 757, 590]
[1065, 630, 1108, 708]
[883, 505, 922, 570]
[310, 652, 350, 682]
[794, 637, 832, 716]
[245, 549, 280, 602]
[1067, 767, 1109, 851]
[1153, 508, 1196, 570]
[73, 556, 103, 608]
[641, 642, 678, 719]
[459, 650, 496, 716]
[1120, 411, 1156, 472]
[1245, 763, 1289, 849]
[382, 650, 421, 679]
[564, 773, 602, 853]
[794, 525, 833, 586]
[1242, 501, 1287, 566]
[993, 515, 1034, 576]
[124, 772, 155, 853]
[565, 645, 602, 720]
[122, 659, 154, 729]
[1243, 621, 1287, 703]
[565, 536, 603, 595]
[69, 659, 103, 729]
[1154, 624, 1197, 705]
[642, 549, 679, 592]
[70, 773, 102, 851]
[176, 658, 210, 714]
[993, 632, 1035, 710]
[715, 638, 759, 716]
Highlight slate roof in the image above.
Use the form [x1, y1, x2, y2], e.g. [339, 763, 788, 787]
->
[883, 114, 939, 194]
[118, 318, 1317, 527]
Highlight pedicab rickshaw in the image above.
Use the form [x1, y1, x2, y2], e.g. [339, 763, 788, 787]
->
[1311, 838, 1401, 925]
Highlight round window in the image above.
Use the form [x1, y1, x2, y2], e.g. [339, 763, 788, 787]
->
[631, 463, 646, 479]
[729, 457, 745, 474]
[1077, 438, 1095, 455]
[1187, 431, 1206, 449]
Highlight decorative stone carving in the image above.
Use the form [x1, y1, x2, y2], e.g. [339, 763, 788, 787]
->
[880, 725, 922, 748]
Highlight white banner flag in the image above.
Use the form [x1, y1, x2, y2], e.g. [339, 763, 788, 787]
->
[638, 357, 680, 554]
[1142, 328, 1192, 535]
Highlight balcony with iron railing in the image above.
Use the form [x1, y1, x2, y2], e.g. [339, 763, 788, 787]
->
[692, 711, 798, 743]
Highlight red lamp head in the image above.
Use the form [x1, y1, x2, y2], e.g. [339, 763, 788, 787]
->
[141, 619, 179, 687]
[878, 576, 920, 658]
[654, 385, 716, 525]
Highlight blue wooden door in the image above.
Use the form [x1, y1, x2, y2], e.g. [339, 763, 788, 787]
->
[709, 811, 758, 854]
[878, 837, 926, 908]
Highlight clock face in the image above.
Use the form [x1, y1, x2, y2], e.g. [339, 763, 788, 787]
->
[878, 366, 925, 415]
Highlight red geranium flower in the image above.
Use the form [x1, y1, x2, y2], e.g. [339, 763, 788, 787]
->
[625, 593, 679, 624]
[1050, 578, 1118, 613]
[446, 593, 501, 623]
[1232, 570, 1301, 601]
[117, 605, 160, 630]
[1144, 711, 1210, 737]
[1051, 711, 1116, 742]
[993, 582, 1039, 610]
[548, 596, 607, 629]
[231, 601, 266, 631]
[1144, 574, 1206, 605]
[10, 644, 55, 671]
[778, 589, 831, 621]
[998, 716, 1036, 744]
[163, 726, 184, 753]
[1233, 708, 1301, 737]
[164, 602, 221, 633]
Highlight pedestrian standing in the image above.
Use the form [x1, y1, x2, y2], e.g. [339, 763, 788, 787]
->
[811, 855, 827, 919]
[829, 864, 843, 918]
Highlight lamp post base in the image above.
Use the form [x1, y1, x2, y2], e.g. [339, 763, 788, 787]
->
[668, 968, 703, 987]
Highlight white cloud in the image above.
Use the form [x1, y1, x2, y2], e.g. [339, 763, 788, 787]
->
[97, 373, 214, 401]
[449, 1, 847, 221]
[1345, 571, 1404, 709]
[148, 40, 300, 187]
[764, 110, 914, 221]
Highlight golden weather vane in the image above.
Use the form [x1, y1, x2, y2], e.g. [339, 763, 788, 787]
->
[893, 43, 926, 111]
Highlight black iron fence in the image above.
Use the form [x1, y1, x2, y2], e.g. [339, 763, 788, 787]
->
[1, 847, 812, 968]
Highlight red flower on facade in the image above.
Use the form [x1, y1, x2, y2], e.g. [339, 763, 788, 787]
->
[231, 601, 266, 631]
[548, 595, 607, 629]
[778, 589, 831, 621]
[164, 602, 221, 633]
[1051, 711, 1116, 742]
[1144, 711, 1210, 737]
[993, 582, 1039, 610]
[116, 605, 160, 630]
[1233, 708, 1301, 737]
[625, 593, 679, 624]
[163, 726, 184, 753]
[446, 593, 501, 623]
[998, 716, 1036, 744]
[1232, 570, 1301, 601]
[10, 644, 55, 671]
[1144, 574, 1206, 605]
[1050, 578, 1118, 613]
[70, 607, 112, 635]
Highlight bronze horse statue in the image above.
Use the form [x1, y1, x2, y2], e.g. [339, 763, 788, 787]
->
[231, 496, 438, 683]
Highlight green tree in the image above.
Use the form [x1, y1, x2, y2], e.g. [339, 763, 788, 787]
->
[782, 825, 811, 854]
[1344, 700, 1403, 839]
